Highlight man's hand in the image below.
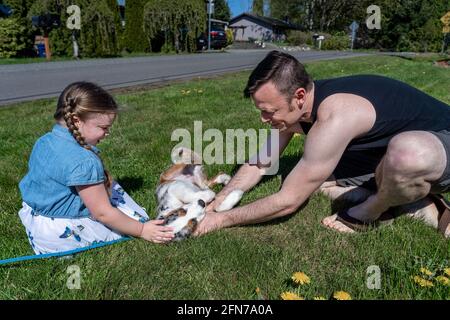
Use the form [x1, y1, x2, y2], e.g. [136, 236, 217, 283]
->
[206, 194, 227, 212]
[193, 211, 225, 236]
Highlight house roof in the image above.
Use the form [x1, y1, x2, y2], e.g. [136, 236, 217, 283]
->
[229, 12, 302, 30]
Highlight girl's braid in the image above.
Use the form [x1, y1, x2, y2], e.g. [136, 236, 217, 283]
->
[63, 97, 91, 150]
[63, 96, 113, 194]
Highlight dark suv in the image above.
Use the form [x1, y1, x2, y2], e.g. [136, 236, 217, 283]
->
[197, 28, 228, 50]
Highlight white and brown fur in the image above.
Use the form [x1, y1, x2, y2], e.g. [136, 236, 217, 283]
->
[156, 148, 243, 241]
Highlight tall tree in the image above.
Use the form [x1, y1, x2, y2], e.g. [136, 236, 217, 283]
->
[29, 0, 119, 57]
[252, 0, 263, 16]
[213, 0, 231, 21]
[123, 0, 149, 52]
[143, 0, 206, 53]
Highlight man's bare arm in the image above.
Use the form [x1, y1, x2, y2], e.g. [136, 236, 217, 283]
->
[210, 130, 294, 210]
[201, 110, 371, 230]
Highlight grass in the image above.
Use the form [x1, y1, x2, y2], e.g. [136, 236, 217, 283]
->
[0, 55, 449, 300]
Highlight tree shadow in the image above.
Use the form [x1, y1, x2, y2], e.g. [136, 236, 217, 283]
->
[116, 176, 144, 193]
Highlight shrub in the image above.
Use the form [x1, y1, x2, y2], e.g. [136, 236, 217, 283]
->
[0, 18, 28, 58]
[226, 28, 233, 46]
[287, 31, 314, 46]
[322, 33, 349, 50]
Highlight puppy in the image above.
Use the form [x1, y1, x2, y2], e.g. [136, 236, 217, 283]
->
[155, 147, 243, 241]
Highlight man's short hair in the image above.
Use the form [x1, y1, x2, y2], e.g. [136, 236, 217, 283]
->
[244, 50, 313, 100]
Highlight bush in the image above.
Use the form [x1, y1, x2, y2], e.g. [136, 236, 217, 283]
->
[0, 18, 28, 58]
[287, 31, 314, 46]
[226, 28, 233, 46]
[28, 0, 119, 58]
[322, 32, 349, 50]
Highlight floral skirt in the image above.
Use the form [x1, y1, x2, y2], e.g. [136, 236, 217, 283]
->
[18, 182, 149, 255]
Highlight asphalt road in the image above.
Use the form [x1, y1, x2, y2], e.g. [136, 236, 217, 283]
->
[0, 49, 371, 106]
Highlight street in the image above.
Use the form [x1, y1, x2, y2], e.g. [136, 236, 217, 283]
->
[0, 49, 370, 106]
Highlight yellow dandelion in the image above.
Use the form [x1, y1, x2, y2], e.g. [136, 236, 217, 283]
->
[333, 291, 352, 300]
[293, 133, 301, 138]
[280, 291, 304, 300]
[412, 276, 434, 288]
[313, 296, 326, 300]
[291, 272, 311, 285]
[435, 276, 450, 286]
[419, 267, 433, 276]
[444, 268, 450, 277]
[186, 90, 191, 94]
[198, 89, 203, 93]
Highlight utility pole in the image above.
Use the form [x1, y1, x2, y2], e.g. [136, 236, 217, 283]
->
[207, 0, 214, 51]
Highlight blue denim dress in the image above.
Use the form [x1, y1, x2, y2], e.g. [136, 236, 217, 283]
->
[18, 124, 148, 254]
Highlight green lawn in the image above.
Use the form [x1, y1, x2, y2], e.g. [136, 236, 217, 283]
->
[0, 56, 449, 300]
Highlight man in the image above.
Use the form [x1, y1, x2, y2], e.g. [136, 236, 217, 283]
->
[194, 50, 450, 238]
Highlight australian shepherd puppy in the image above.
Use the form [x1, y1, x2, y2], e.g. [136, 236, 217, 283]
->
[155, 148, 243, 241]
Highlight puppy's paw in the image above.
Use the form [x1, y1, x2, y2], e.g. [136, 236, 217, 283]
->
[215, 173, 231, 185]
[216, 189, 244, 212]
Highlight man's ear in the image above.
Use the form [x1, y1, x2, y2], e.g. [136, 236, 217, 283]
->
[293, 88, 307, 109]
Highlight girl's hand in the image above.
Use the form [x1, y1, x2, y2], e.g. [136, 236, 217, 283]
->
[140, 220, 174, 243]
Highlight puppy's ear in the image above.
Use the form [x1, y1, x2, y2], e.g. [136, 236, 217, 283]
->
[171, 147, 202, 165]
[160, 163, 187, 183]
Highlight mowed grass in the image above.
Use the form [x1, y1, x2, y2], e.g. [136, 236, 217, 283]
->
[0, 55, 449, 300]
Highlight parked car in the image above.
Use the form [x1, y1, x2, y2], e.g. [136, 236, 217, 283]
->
[197, 28, 228, 50]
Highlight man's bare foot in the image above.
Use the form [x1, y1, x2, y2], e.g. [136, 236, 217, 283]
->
[321, 214, 355, 233]
[318, 183, 374, 204]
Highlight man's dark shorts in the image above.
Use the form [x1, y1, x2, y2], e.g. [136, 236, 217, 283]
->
[333, 130, 450, 194]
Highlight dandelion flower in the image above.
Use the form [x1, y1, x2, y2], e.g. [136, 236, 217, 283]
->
[198, 90, 203, 93]
[419, 267, 433, 276]
[435, 276, 450, 286]
[313, 296, 326, 300]
[444, 268, 450, 277]
[412, 276, 434, 287]
[280, 291, 304, 300]
[333, 291, 352, 300]
[292, 272, 311, 285]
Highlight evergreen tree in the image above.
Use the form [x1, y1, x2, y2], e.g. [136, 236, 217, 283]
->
[213, 0, 231, 21]
[252, 0, 263, 16]
[4, 0, 37, 56]
[143, 0, 206, 53]
[28, 0, 119, 57]
[123, 0, 148, 52]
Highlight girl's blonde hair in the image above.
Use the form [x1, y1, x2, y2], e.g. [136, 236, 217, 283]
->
[54, 82, 118, 193]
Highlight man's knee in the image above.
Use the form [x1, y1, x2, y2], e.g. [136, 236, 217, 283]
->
[383, 131, 446, 182]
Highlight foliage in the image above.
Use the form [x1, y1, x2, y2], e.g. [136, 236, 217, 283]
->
[321, 32, 349, 50]
[4, 0, 37, 57]
[213, 0, 231, 21]
[123, 0, 148, 52]
[268, 0, 449, 52]
[0, 17, 28, 57]
[225, 28, 233, 46]
[28, 0, 118, 57]
[252, 0, 264, 16]
[287, 30, 314, 46]
[143, 0, 206, 53]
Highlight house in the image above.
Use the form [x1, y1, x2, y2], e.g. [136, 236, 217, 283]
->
[229, 12, 301, 42]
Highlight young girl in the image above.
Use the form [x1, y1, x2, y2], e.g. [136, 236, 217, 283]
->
[18, 82, 173, 254]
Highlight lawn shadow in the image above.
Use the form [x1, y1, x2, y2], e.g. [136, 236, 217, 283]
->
[116, 176, 144, 192]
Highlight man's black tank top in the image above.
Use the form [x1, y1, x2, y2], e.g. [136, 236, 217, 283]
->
[299, 75, 450, 151]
